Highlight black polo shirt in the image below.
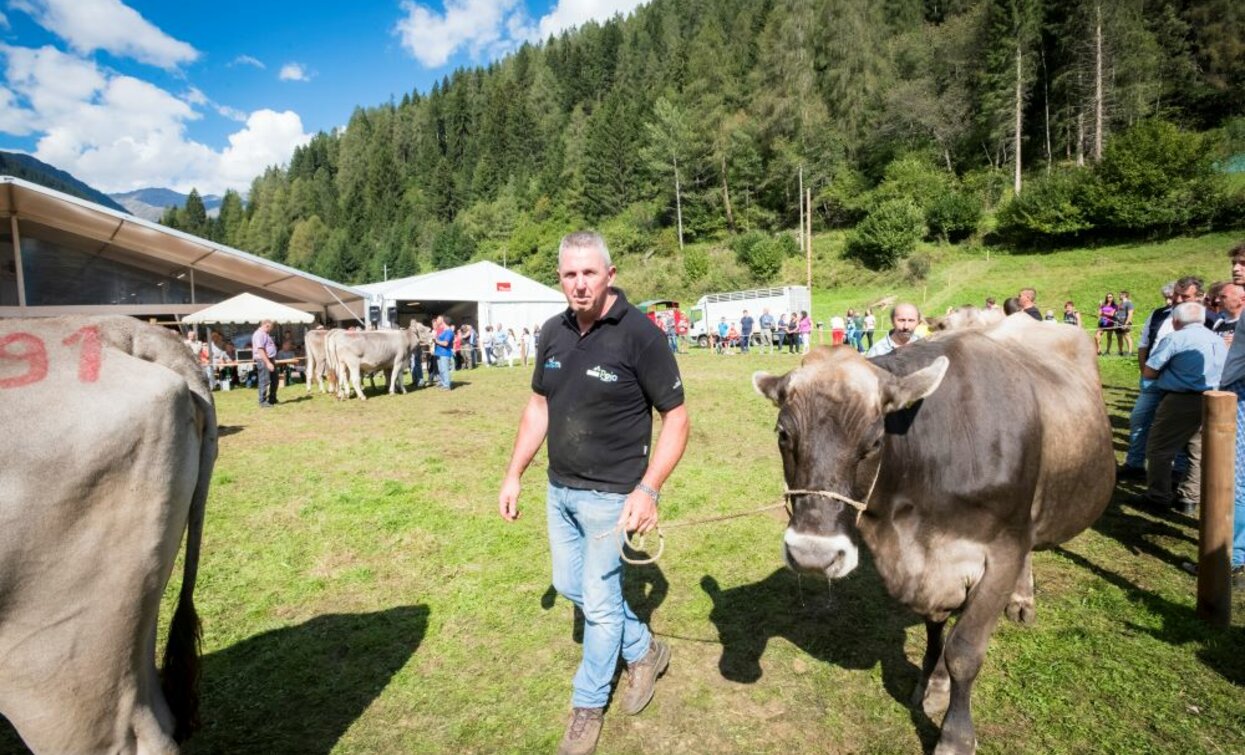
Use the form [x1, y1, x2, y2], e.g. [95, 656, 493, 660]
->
[533, 289, 685, 494]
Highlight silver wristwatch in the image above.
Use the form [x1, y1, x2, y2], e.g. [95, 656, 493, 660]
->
[635, 482, 660, 504]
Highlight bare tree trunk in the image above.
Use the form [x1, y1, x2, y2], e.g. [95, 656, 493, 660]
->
[1093, 1, 1104, 162]
[1042, 46, 1052, 172]
[674, 158, 684, 251]
[721, 154, 736, 234]
[1014, 42, 1023, 196]
[943, 147, 953, 173]
[797, 165, 804, 250]
[1076, 68, 1085, 167]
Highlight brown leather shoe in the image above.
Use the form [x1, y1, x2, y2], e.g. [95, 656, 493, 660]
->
[557, 707, 603, 755]
[618, 639, 670, 715]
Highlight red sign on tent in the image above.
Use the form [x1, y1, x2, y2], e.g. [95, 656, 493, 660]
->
[496, 281, 512, 292]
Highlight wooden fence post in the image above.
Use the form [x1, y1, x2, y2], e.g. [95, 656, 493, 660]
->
[1198, 390, 1235, 627]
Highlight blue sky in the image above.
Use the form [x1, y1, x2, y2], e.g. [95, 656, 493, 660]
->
[0, 0, 643, 194]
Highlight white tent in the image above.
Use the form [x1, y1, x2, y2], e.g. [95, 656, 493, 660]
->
[183, 292, 315, 325]
[358, 261, 565, 331]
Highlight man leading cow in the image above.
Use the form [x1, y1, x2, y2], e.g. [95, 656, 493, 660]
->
[498, 231, 690, 755]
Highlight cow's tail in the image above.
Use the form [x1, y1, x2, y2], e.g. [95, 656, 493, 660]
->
[161, 394, 214, 742]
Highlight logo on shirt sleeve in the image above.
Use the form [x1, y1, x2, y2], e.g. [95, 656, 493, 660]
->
[586, 365, 619, 383]
[544, 357, 562, 369]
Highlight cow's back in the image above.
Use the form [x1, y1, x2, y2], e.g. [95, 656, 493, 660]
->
[0, 317, 214, 753]
[985, 315, 1115, 544]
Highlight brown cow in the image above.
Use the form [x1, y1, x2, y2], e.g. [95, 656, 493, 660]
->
[0, 316, 214, 753]
[754, 313, 1113, 754]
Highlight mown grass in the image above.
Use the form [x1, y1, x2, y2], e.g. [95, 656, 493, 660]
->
[4, 232, 1245, 754]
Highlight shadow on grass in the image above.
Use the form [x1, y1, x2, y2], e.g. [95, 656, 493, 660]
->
[541, 562, 670, 646]
[187, 604, 429, 754]
[1052, 547, 1245, 686]
[1, 606, 429, 754]
[700, 556, 939, 749]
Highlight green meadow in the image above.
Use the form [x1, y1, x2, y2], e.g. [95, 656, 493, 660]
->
[4, 232, 1245, 754]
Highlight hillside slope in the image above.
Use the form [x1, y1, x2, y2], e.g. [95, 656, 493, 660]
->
[0, 151, 128, 213]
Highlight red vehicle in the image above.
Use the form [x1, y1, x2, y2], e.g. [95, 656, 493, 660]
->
[638, 299, 689, 335]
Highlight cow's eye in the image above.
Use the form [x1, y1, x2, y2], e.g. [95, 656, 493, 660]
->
[776, 425, 791, 446]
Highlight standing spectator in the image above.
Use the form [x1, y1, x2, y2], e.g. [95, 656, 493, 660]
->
[506, 329, 519, 367]
[786, 313, 800, 353]
[798, 311, 813, 354]
[251, 319, 279, 407]
[1214, 283, 1244, 341]
[829, 313, 846, 345]
[739, 309, 754, 354]
[1206, 281, 1228, 327]
[1018, 288, 1042, 320]
[498, 232, 688, 754]
[849, 310, 865, 352]
[1116, 291, 1136, 356]
[664, 316, 678, 354]
[433, 315, 454, 390]
[863, 308, 877, 350]
[461, 324, 477, 370]
[985, 297, 999, 311]
[1217, 241, 1245, 588]
[776, 313, 789, 351]
[482, 326, 496, 367]
[1095, 293, 1118, 355]
[716, 317, 729, 355]
[521, 327, 535, 366]
[866, 303, 922, 357]
[494, 324, 511, 366]
[453, 324, 465, 370]
[1121, 277, 1202, 478]
[1062, 301, 1081, 327]
[1003, 297, 1023, 315]
[758, 308, 776, 354]
[1138, 302, 1226, 514]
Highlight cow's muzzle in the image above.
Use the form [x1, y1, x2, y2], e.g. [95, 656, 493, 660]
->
[783, 529, 859, 579]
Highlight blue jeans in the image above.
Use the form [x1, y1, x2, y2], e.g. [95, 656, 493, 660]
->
[1126, 379, 1162, 469]
[436, 355, 452, 389]
[547, 483, 652, 708]
[1227, 382, 1245, 568]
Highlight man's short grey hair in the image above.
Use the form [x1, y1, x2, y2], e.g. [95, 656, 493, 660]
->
[1160, 281, 1176, 298]
[558, 231, 612, 269]
[1172, 301, 1205, 325]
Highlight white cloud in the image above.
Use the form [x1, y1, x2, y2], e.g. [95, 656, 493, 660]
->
[278, 62, 311, 82]
[536, 0, 641, 40]
[0, 43, 309, 194]
[12, 0, 198, 70]
[0, 11, 9, 29]
[216, 104, 247, 122]
[393, 0, 642, 68]
[230, 54, 265, 69]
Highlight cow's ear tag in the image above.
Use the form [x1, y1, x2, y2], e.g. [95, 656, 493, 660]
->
[881, 356, 949, 414]
[753, 371, 786, 405]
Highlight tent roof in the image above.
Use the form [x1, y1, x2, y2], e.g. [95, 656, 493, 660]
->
[0, 176, 367, 320]
[183, 292, 314, 324]
[358, 260, 564, 303]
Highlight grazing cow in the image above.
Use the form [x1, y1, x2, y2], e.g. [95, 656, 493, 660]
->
[331, 323, 433, 400]
[0, 316, 215, 753]
[753, 314, 1113, 755]
[304, 328, 334, 394]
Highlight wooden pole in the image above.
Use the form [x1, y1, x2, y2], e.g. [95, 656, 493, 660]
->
[1198, 390, 1236, 626]
[797, 165, 804, 253]
[805, 188, 812, 295]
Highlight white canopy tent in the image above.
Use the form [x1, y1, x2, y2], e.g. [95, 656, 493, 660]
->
[359, 260, 565, 332]
[183, 292, 315, 325]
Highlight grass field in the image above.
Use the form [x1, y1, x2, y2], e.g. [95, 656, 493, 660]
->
[7, 334, 1244, 754]
[4, 231, 1245, 754]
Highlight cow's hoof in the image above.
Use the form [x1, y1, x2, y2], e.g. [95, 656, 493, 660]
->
[1005, 596, 1036, 625]
[920, 679, 950, 719]
[933, 735, 976, 755]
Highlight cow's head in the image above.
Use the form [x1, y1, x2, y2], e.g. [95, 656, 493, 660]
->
[753, 346, 948, 579]
[408, 321, 435, 348]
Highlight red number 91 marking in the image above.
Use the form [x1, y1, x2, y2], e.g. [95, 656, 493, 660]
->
[0, 326, 102, 389]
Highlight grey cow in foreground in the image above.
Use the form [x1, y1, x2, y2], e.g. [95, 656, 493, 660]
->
[0, 316, 215, 753]
[754, 313, 1114, 754]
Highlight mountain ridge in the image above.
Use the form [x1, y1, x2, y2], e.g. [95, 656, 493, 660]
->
[0, 151, 129, 213]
